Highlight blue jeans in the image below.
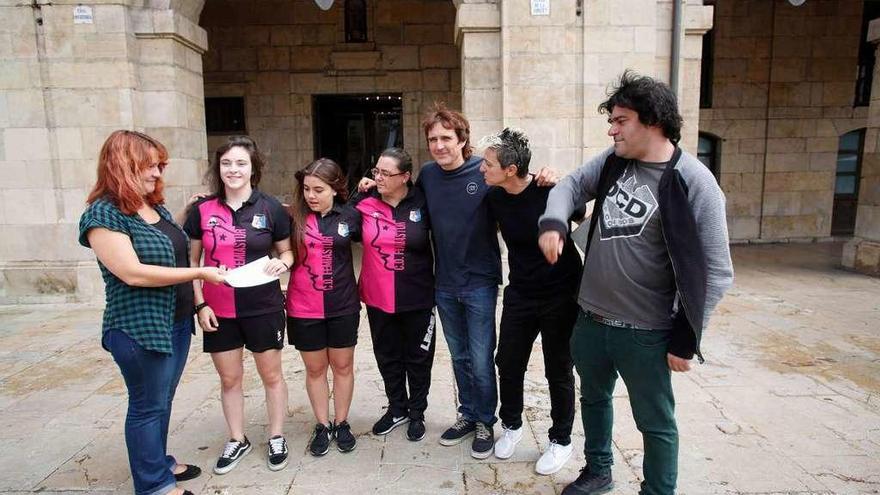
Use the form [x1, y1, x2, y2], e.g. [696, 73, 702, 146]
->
[163, 319, 192, 472]
[104, 318, 192, 495]
[435, 285, 498, 425]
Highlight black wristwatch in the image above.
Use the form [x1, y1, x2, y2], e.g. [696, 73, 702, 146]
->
[195, 302, 209, 313]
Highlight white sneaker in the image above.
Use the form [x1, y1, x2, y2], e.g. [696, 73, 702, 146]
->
[493, 425, 523, 459]
[535, 440, 573, 475]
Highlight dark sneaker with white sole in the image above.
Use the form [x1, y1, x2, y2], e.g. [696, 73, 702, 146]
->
[334, 420, 357, 452]
[213, 436, 252, 475]
[372, 411, 409, 435]
[309, 423, 332, 457]
[470, 422, 494, 459]
[561, 465, 614, 495]
[267, 435, 288, 471]
[439, 417, 476, 446]
[406, 418, 426, 441]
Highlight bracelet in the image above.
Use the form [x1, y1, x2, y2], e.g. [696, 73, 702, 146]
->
[195, 302, 209, 313]
[281, 260, 291, 271]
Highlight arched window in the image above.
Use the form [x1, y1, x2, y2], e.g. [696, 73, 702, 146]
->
[697, 132, 721, 181]
[345, 0, 367, 43]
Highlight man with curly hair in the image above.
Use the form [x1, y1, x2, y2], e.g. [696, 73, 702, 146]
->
[539, 71, 734, 495]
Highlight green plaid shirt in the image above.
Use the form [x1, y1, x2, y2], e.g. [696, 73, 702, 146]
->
[79, 198, 185, 355]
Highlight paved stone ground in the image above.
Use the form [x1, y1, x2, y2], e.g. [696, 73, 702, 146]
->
[1, 242, 879, 494]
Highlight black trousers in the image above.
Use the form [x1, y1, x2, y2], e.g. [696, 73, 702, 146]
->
[366, 306, 437, 420]
[495, 289, 577, 444]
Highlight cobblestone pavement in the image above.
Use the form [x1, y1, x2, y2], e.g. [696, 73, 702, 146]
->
[1, 242, 879, 494]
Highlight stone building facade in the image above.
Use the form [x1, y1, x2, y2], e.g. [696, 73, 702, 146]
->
[0, 0, 878, 303]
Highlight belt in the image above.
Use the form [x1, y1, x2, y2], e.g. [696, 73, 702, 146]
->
[586, 310, 651, 330]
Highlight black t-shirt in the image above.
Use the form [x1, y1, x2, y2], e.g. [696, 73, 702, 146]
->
[488, 178, 583, 300]
[152, 216, 195, 322]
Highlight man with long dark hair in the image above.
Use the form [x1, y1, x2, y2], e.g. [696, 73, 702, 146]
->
[539, 71, 734, 494]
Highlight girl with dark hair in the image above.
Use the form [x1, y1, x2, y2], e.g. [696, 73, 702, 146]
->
[286, 158, 362, 456]
[79, 130, 226, 495]
[183, 135, 294, 474]
[351, 148, 436, 442]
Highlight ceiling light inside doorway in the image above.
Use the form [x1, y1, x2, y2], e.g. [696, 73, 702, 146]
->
[314, 0, 334, 10]
[787, 0, 806, 5]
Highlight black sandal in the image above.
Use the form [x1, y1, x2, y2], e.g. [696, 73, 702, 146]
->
[174, 464, 202, 482]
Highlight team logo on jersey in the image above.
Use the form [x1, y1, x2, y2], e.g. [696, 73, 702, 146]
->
[337, 222, 350, 237]
[251, 214, 266, 229]
[207, 215, 221, 227]
[409, 209, 422, 222]
[466, 182, 479, 194]
[599, 172, 658, 240]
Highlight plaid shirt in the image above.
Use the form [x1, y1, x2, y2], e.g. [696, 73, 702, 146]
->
[79, 198, 184, 355]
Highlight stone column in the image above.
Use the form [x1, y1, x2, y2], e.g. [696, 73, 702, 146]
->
[455, 0, 502, 141]
[843, 19, 880, 276]
[0, 0, 207, 303]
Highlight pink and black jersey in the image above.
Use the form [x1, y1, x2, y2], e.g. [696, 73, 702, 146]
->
[353, 188, 434, 314]
[286, 204, 362, 319]
[184, 191, 290, 319]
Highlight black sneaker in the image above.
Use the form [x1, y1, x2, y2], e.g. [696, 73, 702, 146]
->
[213, 436, 252, 475]
[470, 422, 494, 459]
[334, 420, 357, 453]
[372, 410, 409, 435]
[561, 465, 614, 495]
[439, 417, 476, 446]
[406, 418, 426, 442]
[267, 435, 288, 471]
[309, 423, 332, 457]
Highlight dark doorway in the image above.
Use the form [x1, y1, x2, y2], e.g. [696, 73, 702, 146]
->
[832, 129, 865, 236]
[313, 94, 403, 193]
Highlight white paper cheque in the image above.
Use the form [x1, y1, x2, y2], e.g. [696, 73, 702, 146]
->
[223, 256, 279, 288]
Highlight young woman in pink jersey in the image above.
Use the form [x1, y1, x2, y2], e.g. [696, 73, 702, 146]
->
[184, 136, 293, 474]
[286, 158, 362, 456]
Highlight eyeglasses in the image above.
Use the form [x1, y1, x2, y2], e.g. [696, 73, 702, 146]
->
[371, 167, 407, 179]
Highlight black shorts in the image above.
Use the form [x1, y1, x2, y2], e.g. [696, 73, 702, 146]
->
[287, 312, 359, 352]
[203, 310, 286, 354]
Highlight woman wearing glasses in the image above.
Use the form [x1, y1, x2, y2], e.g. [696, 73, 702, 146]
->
[352, 148, 436, 442]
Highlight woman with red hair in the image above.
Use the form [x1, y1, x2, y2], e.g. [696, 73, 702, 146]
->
[78, 130, 225, 495]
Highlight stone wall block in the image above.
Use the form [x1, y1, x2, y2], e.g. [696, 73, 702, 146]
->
[403, 24, 446, 45]
[5, 90, 45, 128]
[4, 128, 50, 160]
[765, 152, 809, 172]
[1, 188, 55, 224]
[251, 71, 290, 95]
[380, 45, 420, 70]
[766, 137, 806, 154]
[291, 46, 332, 71]
[375, 71, 422, 91]
[291, 72, 336, 93]
[420, 44, 458, 69]
[330, 51, 380, 71]
[270, 25, 303, 46]
[258, 46, 290, 70]
[462, 58, 499, 89]
[584, 27, 633, 54]
[461, 31, 500, 59]
[337, 76, 377, 92]
[222, 48, 258, 71]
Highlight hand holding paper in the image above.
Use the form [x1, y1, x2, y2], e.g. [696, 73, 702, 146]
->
[224, 256, 279, 288]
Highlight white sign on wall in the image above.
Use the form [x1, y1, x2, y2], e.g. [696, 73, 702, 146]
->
[74, 5, 93, 24]
[530, 0, 550, 16]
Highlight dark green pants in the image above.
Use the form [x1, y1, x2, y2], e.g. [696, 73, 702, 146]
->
[570, 310, 678, 495]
